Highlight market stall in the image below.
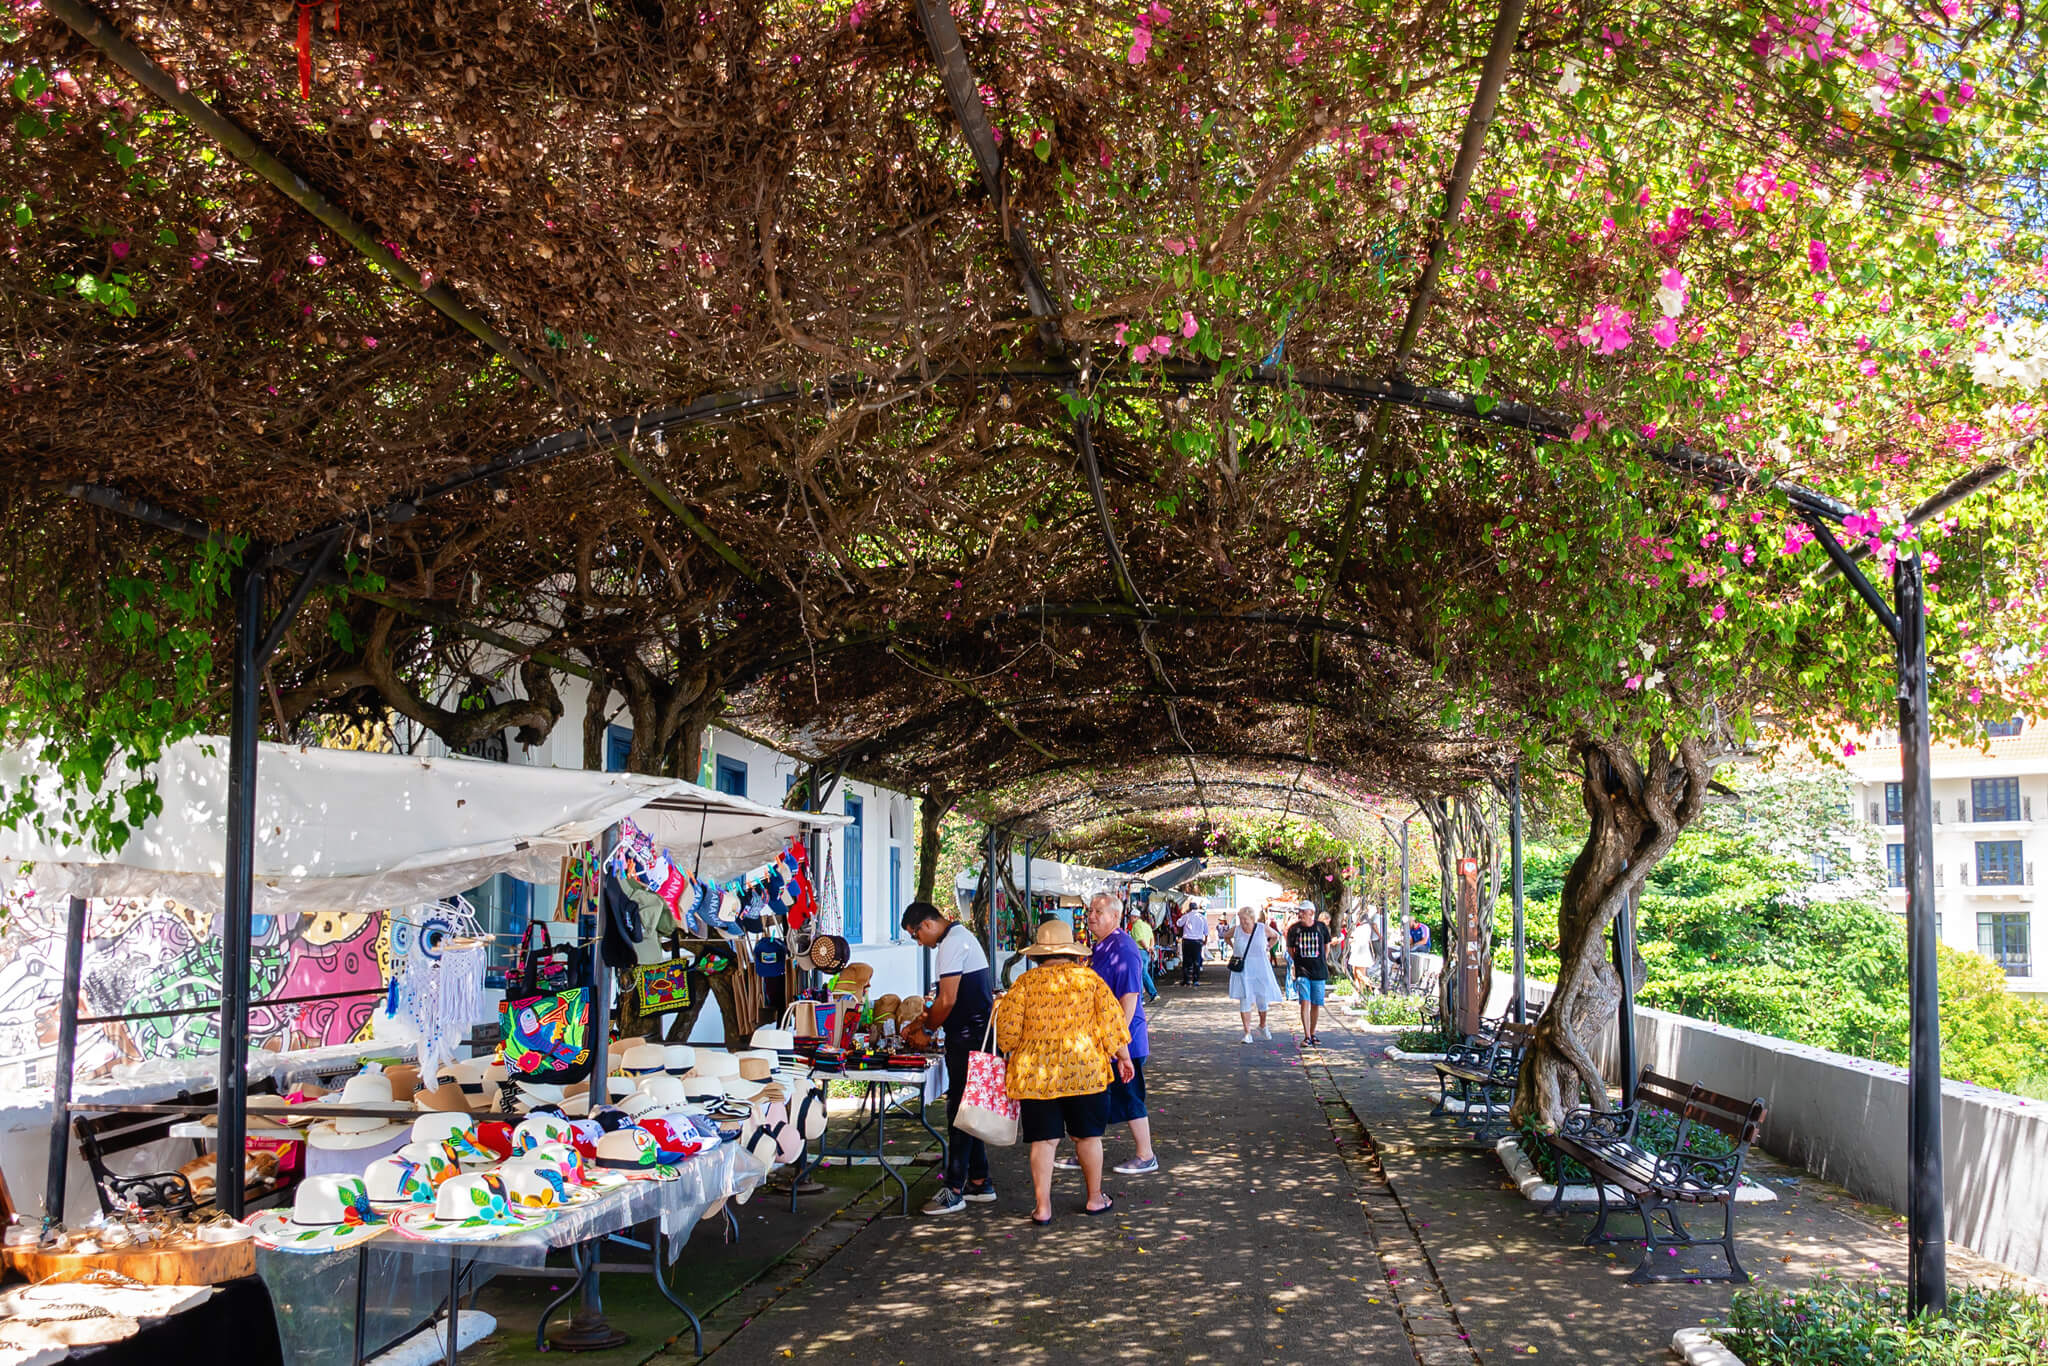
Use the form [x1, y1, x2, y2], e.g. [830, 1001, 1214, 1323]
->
[0, 736, 846, 1360]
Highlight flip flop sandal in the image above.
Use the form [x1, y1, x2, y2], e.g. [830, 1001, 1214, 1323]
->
[1029, 1212, 1054, 1226]
[1081, 1197, 1115, 1216]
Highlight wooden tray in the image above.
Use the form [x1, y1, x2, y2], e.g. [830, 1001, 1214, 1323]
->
[1, 1239, 254, 1286]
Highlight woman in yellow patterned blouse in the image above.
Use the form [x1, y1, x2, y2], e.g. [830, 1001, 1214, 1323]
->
[996, 919, 1133, 1224]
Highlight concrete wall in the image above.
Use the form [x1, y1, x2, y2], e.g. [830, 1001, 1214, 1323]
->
[1517, 980, 2048, 1282]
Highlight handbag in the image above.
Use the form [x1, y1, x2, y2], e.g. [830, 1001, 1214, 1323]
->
[1227, 925, 1254, 975]
[633, 957, 692, 1013]
[951, 1014, 1019, 1148]
[498, 922, 594, 1085]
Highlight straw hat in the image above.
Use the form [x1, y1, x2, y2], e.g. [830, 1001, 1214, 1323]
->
[737, 1056, 775, 1083]
[663, 1045, 697, 1075]
[681, 1075, 727, 1105]
[618, 1041, 667, 1077]
[690, 1051, 741, 1080]
[307, 1074, 408, 1151]
[894, 998, 925, 1031]
[591, 1127, 681, 1182]
[873, 993, 902, 1021]
[749, 1026, 796, 1053]
[1022, 920, 1090, 960]
[246, 1175, 387, 1253]
[622, 1076, 691, 1118]
[835, 962, 875, 992]
[391, 1171, 552, 1242]
[362, 1154, 437, 1211]
[382, 1063, 422, 1102]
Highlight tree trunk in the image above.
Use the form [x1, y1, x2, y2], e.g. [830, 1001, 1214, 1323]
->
[1420, 790, 1499, 1029]
[1512, 734, 1713, 1128]
[913, 790, 953, 906]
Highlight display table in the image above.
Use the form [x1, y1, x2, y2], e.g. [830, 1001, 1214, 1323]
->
[255, 1143, 762, 1366]
[801, 1063, 948, 1216]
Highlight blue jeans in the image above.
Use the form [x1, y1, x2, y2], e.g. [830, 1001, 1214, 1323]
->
[1140, 959, 1158, 999]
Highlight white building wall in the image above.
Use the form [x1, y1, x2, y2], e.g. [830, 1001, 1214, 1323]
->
[1846, 725, 2047, 999]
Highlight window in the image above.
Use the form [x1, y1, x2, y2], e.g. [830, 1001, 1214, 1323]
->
[1810, 852, 1833, 883]
[1884, 782, 1905, 826]
[604, 724, 632, 773]
[1986, 716, 2024, 739]
[1974, 777, 2021, 822]
[889, 846, 903, 941]
[1886, 844, 1906, 889]
[844, 794, 864, 944]
[1978, 912, 2031, 977]
[1976, 840, 2025, 886]
[714, 756, 748, 798]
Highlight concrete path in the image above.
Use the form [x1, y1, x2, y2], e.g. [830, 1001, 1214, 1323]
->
[680, 977, 2035, 1364]
[700, 980, 1419, 1363]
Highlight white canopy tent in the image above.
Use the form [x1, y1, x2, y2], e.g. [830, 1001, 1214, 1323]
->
[953, 852, 1124, 903]
[0, 735, 846, 1225]
[0, 736, 844, 914]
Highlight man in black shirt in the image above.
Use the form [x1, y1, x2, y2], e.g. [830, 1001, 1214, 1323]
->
[1285, 903, 1332, 1046]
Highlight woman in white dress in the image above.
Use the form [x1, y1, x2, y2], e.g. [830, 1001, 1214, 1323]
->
[1227, 906, 1283, 1042]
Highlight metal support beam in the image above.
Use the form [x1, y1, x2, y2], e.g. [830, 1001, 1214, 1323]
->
[611, 446, 762, 584]
[1509, 761, 1526, 1024]
[216, 562, 266, 1219]
[1400, 817, 1413, 992]
[1894, 551, 1947, 1316]
[43, 897, 88, 1227]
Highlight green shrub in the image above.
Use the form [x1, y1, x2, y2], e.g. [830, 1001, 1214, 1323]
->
[1721, 1275, 2048, 1365]
[1397, 1025, 1458, 1052]
[1351, 994, 1428, 1026]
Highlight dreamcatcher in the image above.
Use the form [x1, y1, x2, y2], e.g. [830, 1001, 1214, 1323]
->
[384, 896, 486, 1077]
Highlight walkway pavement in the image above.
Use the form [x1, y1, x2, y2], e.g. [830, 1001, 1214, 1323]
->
[624, 975, 2031, 1365]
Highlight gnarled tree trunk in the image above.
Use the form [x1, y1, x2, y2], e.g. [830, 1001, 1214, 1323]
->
[913, 789, 954, 906]
[1513, 734, 1712, 1128]
[1419, 790, 1499, 1029]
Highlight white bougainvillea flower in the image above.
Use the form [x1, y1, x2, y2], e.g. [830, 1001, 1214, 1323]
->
[1557, 58, 1584, 96]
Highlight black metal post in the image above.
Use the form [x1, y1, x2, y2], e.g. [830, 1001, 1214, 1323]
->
[1895, 551, 1947, 1316]
[216, 563, 266, 1219]
[550, 827, 627, 1351]
[1377, 848, 1390, 995]
[1509, 762, 1526, 1023]
[1400, 820, 1412, 991]
[1022, 836, 1033, 930]
[43, 896, 88, 1226]
[1613, 887, 1639, 1095]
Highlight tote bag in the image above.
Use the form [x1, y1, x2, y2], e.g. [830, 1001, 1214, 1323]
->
[633, 958, 692, 1014]
[499, 923, 594, 1085]
[951, 1014, 1020, 1148]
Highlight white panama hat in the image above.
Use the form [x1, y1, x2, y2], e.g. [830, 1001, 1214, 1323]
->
[246, 1175, 387, 1253]
[306, 1074, 407, 1151]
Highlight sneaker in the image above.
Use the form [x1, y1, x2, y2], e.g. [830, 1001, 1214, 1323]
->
[923, 1188, 968, 1216]
[1052, 1154, 1081, 1171]
[962, 1182, 999, 1203]
[1114, 1156, 1160, 1176]
[1240, 1032, 1254, 1044]
[1258, 1027, 1273, 1041]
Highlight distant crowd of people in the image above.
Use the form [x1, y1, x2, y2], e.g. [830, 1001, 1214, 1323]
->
[908, 890, 1435, 1225]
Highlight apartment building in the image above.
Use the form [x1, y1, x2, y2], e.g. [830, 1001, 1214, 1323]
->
[1845, 718, 2044, 999]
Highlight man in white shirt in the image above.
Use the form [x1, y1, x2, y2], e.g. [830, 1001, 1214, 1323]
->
[904, 902, 997, 1215]
[1179, 905, 1210, 986]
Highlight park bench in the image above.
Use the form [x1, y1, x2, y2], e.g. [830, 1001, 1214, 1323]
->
[1428, 1019, 1532, 1138]
[1542, 1069, 1768, 1284]
[74, 1080, 281, 1215]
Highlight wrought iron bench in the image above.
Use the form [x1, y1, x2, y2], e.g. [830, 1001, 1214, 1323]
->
[1542, 1070, 1768, 1284]
[1428, 1019, 1532, 1138]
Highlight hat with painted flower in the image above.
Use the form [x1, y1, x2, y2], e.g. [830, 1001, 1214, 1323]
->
[497, 1158, 598, 1211]
[394, 1139, 462, 1188]
[510, 1113, 573, 1156]
[592, 1126, 681, 1181]
[362, 1153, 438, 1210]
[247, 1174, 387, 1253]
[391, 1171, 553, 1242]
[524, 1140, 629, 1194]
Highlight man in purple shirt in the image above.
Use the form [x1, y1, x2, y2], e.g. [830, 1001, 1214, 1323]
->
[1080, 891, 1159, 1175]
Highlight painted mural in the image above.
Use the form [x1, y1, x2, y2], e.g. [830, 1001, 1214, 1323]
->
[0, 886, 388, 1081]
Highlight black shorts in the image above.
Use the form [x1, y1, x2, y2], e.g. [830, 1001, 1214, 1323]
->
[1019, 1090, 1109, 1144]
[1104, 1058, 1147, 1124]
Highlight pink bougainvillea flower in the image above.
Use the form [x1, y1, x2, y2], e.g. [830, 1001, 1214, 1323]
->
[1842, 740, 1858, 757]
[1782, 523, 1815, 556]
[307, 252, 328, 267]
[1131, 341, 1154, 363]
[1149, 333, 1172, 357]
[1114, 323, 1130, 344]
[1578, 304, 1634, 354]
[1711, 603, 1727, 622]
[1650, 316, 1679, 349]
[1808, 238, 1830, 274]
[1180, 311, 1198, 338]
[1128, 28, 1152, 63]
[362, 335, 379, 348]
[188, 253, 209, 271]
[1163, 237, 1187, 256]
[109, 240, 130, 260]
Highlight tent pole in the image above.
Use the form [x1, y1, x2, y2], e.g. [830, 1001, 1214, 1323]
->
[1510, 761, 1526, 1024]
[1400, 818, 1412, 992]
[1022, 838, 1033, 933]
[43, 896, 88, 1227]
[216, 563, 265, 1220]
